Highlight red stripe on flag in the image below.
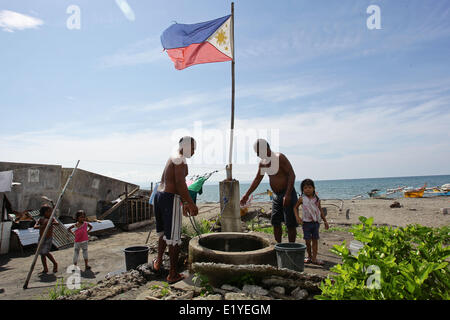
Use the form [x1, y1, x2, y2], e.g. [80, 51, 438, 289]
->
[166, 42, 232, 70]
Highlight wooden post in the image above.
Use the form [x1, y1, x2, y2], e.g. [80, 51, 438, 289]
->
[226, 2, 235, 181]
[23, 160, 80, 289]
[125, 185, 129, 224]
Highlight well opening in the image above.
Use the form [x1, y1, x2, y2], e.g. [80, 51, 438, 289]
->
[188, 232, 277, 266]
[199, 235, 267, 252]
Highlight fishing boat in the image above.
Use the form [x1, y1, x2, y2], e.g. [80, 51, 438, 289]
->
[403, 184, 426, 198]
[367, 186, 405, 198]
[368, 189, 386, 198]
[424, 183, 450, 197]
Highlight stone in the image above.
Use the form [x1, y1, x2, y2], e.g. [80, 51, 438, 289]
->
[242, 284, 268, 296]
[224, 292, 253, 300]
[192, 262, 325, 288]
[136, 263, 156, 281]
[194, 294, 223, 300]
[221, 284, 241, 292]
[270, 286, 285, 295]
[175, 291, 194, 300]
[261, 276, 321, 295]
[390, 202, 402, 208]
[440, 208, 449, 215]
[291, 288, 308, 300]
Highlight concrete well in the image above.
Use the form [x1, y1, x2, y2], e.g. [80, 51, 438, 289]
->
[188, 232, 276, 267]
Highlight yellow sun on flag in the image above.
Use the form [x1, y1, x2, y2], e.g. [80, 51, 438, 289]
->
[215, 30, 227, 46]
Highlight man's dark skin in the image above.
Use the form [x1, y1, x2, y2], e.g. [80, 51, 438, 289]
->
[154, 139, 198, 282]
[240, 141, 296, 243]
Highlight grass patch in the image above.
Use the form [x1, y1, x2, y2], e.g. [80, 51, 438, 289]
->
[252, 223, 304, 239]
[45, 278, 94, 300]
[150, 282, 171, 298]
[322, 226, 351, 233]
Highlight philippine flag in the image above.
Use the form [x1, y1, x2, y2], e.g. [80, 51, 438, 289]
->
[161, 15, 233, 70]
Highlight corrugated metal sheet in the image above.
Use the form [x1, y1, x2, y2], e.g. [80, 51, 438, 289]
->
[30, 211, 74, 249]
[52, 217, 74, 249]
[12, 219, 114, 249]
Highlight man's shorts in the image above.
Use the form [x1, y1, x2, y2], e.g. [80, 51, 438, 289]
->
[302, 221, 320, 240]
[39, 237, 53, 255]
[154, 191, 183, 246]
[271, 188, 299, 228]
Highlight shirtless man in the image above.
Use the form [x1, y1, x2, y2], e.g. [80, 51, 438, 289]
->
[152, 136, 198, 284]
[240, 139, 298, 243]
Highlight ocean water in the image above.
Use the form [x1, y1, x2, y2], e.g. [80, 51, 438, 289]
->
[196, 175, 450, 203]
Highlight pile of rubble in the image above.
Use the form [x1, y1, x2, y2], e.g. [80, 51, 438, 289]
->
[61, 261, 326, 300]
[60, 269, 148, 300]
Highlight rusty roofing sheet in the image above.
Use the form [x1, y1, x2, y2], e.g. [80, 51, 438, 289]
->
[51, 217, 74, 249]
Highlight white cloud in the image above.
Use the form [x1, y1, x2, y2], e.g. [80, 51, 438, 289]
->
[1, 77, 448, 184]
[0, 10, 43, 32]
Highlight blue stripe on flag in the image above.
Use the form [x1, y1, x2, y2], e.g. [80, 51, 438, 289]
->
[161, 15, 231, 49]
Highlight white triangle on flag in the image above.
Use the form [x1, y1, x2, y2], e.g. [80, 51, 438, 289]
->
[207, 16, 233, 59]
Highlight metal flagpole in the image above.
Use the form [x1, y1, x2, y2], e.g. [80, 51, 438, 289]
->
[23, 160, 80, 289]
[226, 2, 235, 181]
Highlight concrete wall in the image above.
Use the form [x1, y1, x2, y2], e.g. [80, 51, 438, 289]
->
[0, 162, 139, 218]
[60, 168, 138, 217]
[0, 162, 61, 212]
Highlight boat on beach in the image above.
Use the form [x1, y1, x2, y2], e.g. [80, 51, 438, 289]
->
[403, 184, 426, 198]
[423, 183, 450, 197]
[367, 186, 406, 199]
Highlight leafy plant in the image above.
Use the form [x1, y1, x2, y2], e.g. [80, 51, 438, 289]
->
[316, 216, 450, 300]
[160, 287, 170, 297]
[322, 225, 350, 233]
[227, 272, 257, 288]
[192, 273, 214, 296]
[46, 278, 93, 300]
[151, 282, 171, 297]
[182, 218, 214, 237]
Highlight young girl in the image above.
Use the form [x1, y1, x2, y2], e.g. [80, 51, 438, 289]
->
[294, 179, 329, 265]
[34, 204, 59, 273]
[68, 210, 93, 271]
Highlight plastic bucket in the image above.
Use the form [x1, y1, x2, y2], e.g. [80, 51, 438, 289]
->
[274, 242, 307, 272]
[123, 246, 149, 271]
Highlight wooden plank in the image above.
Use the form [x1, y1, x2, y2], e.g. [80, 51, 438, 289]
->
[98, 187, 139, 220]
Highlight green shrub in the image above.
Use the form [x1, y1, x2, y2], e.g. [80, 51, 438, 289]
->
[192, 273, 214, 296]
[46, 278, 93, 300]
[227, 272, 257, 288]
[316, 216, 450, 300]
[182, 218, 214, 237]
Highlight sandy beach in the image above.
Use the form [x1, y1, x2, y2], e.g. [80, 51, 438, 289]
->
[0, 197, 448, 300]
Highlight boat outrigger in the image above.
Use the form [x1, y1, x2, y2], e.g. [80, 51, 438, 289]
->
[424, 183, 450, 197]
[367, 186, 406, 198]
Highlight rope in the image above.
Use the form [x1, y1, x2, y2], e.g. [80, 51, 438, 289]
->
[189, 214, 203, 239]
[208, 195, 229, 233]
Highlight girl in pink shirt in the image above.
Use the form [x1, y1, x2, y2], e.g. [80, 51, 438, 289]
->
[68, 210, 93, 271]
[294, 179, 329, 266]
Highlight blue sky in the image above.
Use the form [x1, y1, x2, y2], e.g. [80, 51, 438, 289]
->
[1, 0, 449, 186]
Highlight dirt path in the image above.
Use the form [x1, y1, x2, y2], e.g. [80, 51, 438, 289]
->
[0, 226, 158, 300]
